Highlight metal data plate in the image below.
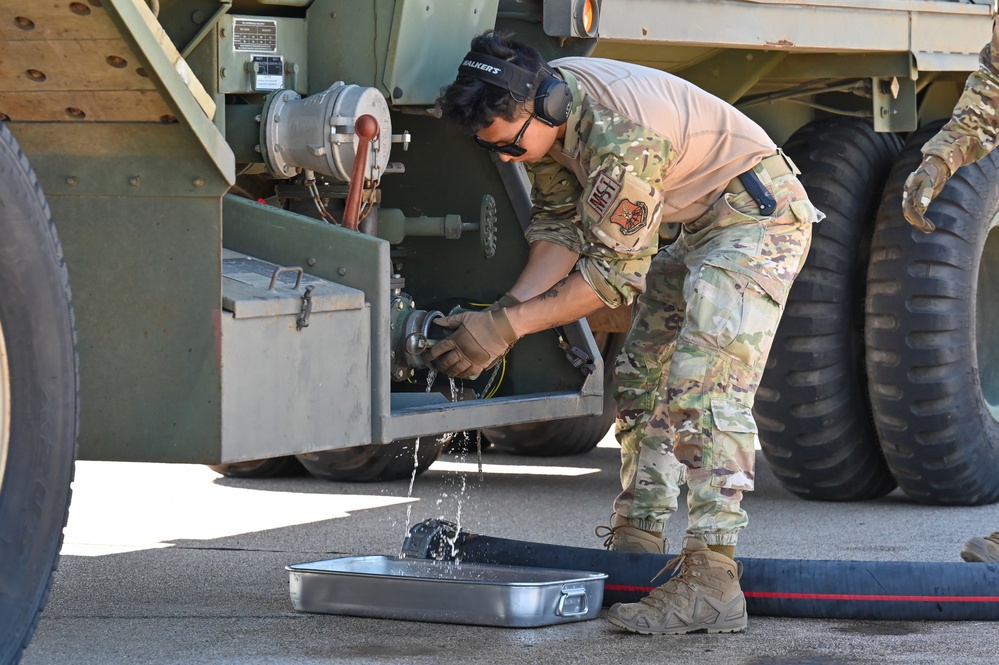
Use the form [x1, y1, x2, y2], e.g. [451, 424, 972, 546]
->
[287, 555, 606, 628]
[217, 15, 308, 94]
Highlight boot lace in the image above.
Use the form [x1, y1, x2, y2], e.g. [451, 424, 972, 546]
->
[594, 524, 619, 550]
[594, 523, 668, 552]
[639, 550, 699, 609]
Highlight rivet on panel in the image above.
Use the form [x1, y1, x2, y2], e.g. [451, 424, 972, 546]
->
[193, 177, 206, 187]
[129, 176, 141, 187]
[66, 176, 79, 186]
[307, 258, 317, 267]
[15, 16, 35, 30]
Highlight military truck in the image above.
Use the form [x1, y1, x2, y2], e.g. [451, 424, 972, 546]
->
[1, 0, 996, 661]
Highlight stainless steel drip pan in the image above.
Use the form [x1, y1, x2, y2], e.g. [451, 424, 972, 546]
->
[287, 555, 607, 627]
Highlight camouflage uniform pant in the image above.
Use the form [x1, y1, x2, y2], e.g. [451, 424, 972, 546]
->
[613, 170, 816, 546]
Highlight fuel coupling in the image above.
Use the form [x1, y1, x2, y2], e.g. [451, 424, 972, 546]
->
[225, 81, 410, 182]
[389, 294, 450, 381]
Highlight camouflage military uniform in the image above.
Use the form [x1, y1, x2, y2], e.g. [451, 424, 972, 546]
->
[526, 61, 820, 545]
[921, 30, 999, 173]
[613, 173, 814, 544]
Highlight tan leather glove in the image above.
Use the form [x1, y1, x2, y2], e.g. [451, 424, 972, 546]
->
[902, 155, 951, 233]
[484, 292, 520, 312]
[425, 309, 520, 380]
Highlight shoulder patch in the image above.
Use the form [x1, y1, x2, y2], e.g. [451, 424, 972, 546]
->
[610, 198, 649, 235]
[587, 172, 621, 216]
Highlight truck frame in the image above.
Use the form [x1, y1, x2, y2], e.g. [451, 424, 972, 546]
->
[1, 1, 996, 662]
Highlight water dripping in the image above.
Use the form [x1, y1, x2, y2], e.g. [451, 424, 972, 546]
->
[400, 436, 421, 554]
[475, 430, 484, 481]
[446, 473, 468, 559]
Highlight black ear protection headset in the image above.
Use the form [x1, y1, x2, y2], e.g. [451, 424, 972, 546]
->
[458, 52, 573, 127]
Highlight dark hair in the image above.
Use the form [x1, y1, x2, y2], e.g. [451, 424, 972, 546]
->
[437, 31, 549, 133]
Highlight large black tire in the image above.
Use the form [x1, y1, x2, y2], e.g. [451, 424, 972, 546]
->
[296, 436, 448, 482]
[755, 118, 900, 501]
[866, 123, 999, 505]
[0, 123, 78, 664]
[481, 332, 624, 456]
[208, 456, 308, 479]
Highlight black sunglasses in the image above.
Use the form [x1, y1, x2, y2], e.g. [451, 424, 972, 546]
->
[473, 113, 535, 157]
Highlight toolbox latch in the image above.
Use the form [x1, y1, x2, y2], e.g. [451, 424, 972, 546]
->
[556, 584, 588, 617]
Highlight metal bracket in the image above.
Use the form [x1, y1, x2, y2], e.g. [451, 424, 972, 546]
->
[873, 76, 917, 133]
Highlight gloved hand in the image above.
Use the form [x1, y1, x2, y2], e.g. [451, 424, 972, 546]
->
[484, 292, 520, 312]
[902, 155, 950, 233]
[425, 308, 520, 380]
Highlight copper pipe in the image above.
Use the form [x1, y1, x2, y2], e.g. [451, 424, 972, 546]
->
[343, 115, 379, 231]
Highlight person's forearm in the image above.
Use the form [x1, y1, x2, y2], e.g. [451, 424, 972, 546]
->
[505, 272, 607, 337]
[507, 241, 581, 301]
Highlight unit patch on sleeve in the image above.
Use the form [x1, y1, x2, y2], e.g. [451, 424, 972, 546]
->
[586, 172, 621, 216]
[609, 199, 649, 235]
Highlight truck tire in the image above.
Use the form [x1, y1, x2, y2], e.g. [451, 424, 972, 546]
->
[295, 436, 447, 482]
[866, 123, 999, 505]
[481, 332, 624, 457]
[0, 123, 78, 664]
[755, 118, 899, 500]
[208, 456, 307, 479]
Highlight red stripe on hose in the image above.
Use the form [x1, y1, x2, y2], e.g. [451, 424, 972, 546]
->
[603, 584, 999, 603]
[745, 591, 999, 603]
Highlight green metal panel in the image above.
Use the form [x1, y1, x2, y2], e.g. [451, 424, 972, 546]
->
[305, 0, 498, 102]
[56, 193, 223, 463]
[382, 0, 499, 105]
[2, 0, 234, 463]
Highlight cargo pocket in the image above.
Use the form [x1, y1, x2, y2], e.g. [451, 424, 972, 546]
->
[681, 263, 748, 352]
[708, 398, 757, 491]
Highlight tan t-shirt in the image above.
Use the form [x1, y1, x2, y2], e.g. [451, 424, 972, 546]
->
[550, 56, 775, 224]
[524, 57, 776, 306]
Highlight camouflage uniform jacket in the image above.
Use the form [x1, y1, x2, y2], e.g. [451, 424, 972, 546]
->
[524, 58, 774, 309]
[922, 28, 999, 173]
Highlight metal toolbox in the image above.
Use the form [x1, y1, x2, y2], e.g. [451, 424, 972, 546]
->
[287, 555, 607, 628]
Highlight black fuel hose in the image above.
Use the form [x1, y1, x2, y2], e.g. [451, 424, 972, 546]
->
[455, 535, 999, 621]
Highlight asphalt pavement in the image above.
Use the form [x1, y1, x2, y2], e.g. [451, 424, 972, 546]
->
[21, 432, 999, 665]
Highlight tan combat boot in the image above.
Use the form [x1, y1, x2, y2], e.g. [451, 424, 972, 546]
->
[607, 537, 747, 634]
[595, 514, 665, 554]
[960, 531, 999, 563]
